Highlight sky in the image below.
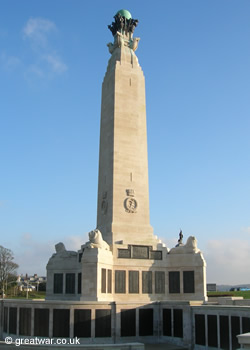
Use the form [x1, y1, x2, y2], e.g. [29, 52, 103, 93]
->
[1, 0, 250, 285]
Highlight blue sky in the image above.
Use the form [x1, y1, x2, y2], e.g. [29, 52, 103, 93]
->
[1, 0, 250, 284]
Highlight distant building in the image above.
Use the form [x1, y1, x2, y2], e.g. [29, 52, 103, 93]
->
[17, 274, 46, 291]
[207, 283, 217, 292]
[237, 287, 250, 292]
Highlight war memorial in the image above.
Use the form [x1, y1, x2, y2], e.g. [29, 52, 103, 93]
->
[1, 9, 250, 350]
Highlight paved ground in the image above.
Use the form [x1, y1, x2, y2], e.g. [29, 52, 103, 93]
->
[0, 341, 188, 350]
[144, 344, 188, 350]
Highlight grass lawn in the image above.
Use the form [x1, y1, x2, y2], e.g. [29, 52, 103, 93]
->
[208, 291, 250, 299]
[5, 291, 46, 299]
[4, 291, 250, 300]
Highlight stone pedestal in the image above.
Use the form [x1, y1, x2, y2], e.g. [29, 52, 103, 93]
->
[80, 248, 113, 302]
[237, 333, 250, 349]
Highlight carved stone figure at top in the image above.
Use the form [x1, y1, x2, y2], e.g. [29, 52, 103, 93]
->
[51, 242, 77, 259]
[169, 236, 200, 255]
[84, 229, 110, 250]
[107, 9, 140, 56]
[177, 229, 183, 246]
[55, 242, 66, 253]
[108, 10, 139, 36]
[130, 37, 140, 51]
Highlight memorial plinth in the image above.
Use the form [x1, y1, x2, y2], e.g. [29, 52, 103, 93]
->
[45, 9, 207, 304]
[2, 11, 250, 350]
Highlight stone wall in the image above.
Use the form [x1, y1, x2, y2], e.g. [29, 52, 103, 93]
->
[1, 299, 250, 349]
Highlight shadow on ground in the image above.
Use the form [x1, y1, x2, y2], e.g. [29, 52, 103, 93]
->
[144, 344, 188, 350]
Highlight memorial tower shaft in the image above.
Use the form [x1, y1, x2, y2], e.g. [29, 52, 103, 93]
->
[97, 13, 153, 245]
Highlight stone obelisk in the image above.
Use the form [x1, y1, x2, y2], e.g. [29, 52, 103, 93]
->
[97, 10, 154, 246]
[46, 10, 207, 304]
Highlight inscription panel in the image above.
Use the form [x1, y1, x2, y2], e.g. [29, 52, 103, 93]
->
[115, 270, 126, 293]
[195, 314, 205, 345]
[132, 245, 149, 259]
[101, 268, 106, 293]
[208, 315, 218, 347]
[169, 271, 180, 293]
[66, 273, 75, 294]
[149, 250, 162, 260]
[53, 309, 70, 337]
[54, 273, 63, 294]
[243, 317, 250, 333]
[139, 309, 153, 336]
[34, 309, 49, 337]
[74, 309, 91, 338]
[78, 273, 82, 294]
[163, 309, 172, 336]
[95, 310, 111, 337]
[231, 316, 240, 350]
[108, 269, 112, 293]
[4, 307, 8, 333]
[142, 271, 152, 294]
[19, 308, 31, 336]
[183, 271, 195, 293]
[9, 307, 17, 335]
[129, 271, 139, 293]
[155, 271, 165, 294]
[118, 249, 131, 258]
[121, 309, 136, 337]
[220, 315, 229, 350]
[173, 309, 183, 338]
[118, 245, 162, 260]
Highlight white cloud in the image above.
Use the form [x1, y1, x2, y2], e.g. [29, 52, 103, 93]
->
[23, 18, 56, 48]
[242, 226, 250, 234]
[43, 54, 67, 74]
[204, 238, 250, 285]
[26, 64, 44, 78]
[162, 237, 178, 250]
[1, 18, 67, 79]
[0, 52, 21, 71]
[13, 233, 87, 276]
[13, 232, 250, 286]
[64, 234, 88, 251]
[22, 17, 67, 78]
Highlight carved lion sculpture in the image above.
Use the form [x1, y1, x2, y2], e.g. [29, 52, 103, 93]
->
[130, 37, 140, 52]
[107, 42, 114, 54]
[169, 236, 200, 254]
[55, 242, 66, 253]
[51, 242, 77, 259]
[85, 229, 110, 251]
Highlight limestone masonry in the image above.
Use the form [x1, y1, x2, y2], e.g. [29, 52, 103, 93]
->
[46, 9, 207, 304]
[2, 11, 250, 350]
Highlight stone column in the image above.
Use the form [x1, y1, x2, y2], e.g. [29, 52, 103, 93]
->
[229, 316, 232, 350]
[171, 308, 174, 336]
[205, 313, 208, 347]
[31, 307, 34, 336]
[111, 302, 116, 343]
[217, 315, 220, 349]
[16, 307, 19, 336]
[69, 307, 74, 338]
[97, 15, 154, 247]
[0, 301, 3, 339]
[91, 308, 95, 338]
[49, 308, 53, 338]
[136, 307, 139, 337]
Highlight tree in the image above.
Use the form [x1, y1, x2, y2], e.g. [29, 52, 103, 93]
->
[38, 282, 46, 292]
[0, 245, 19, 298]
